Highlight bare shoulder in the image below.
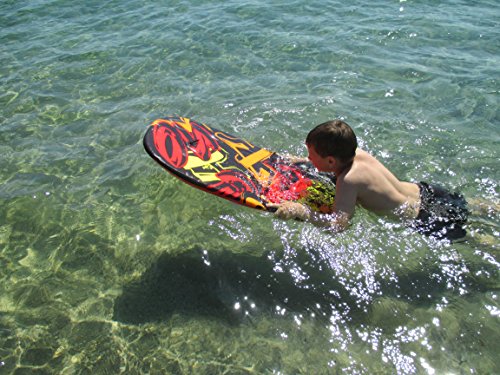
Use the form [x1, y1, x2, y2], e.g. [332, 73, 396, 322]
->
[342, 150, 376, 184]
[355, 149, 381, 165]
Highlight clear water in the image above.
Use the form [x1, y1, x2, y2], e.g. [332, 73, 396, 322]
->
[1, 0, 499, 374]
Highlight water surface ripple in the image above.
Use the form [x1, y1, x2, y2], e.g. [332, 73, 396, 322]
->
[0, 0, 499, 374]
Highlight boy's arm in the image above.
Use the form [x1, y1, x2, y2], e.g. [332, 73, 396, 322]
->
[267, 201, 350, 231]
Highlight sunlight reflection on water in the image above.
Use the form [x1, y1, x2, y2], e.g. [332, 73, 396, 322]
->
[203, 207, 499, 373]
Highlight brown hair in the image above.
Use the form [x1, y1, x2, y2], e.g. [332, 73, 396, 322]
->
[306, 120, 357, 162]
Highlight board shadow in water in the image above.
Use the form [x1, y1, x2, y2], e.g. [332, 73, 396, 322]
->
[112, 247, 360, 325]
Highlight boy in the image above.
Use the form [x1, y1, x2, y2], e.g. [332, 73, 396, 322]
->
[268, 120, 468, 240]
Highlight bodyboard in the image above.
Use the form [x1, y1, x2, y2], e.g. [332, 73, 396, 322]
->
[143, 116, 336, 213]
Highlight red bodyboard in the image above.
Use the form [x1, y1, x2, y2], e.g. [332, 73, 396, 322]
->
[143, 116, 336, 212]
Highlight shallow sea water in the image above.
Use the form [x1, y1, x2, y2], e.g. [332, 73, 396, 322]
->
[1, 0, 499, 374]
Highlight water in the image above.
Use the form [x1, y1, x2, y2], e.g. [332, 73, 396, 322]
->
[1, 0, 499, 373]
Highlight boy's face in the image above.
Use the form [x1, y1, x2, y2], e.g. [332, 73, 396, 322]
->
[306, 144, 335, 172]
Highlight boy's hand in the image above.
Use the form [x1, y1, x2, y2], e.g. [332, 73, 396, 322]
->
[283, 154, 309, 165]
[266, 201, 311, 221]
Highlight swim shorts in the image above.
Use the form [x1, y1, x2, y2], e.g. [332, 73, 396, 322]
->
[413, 182, 469, 241]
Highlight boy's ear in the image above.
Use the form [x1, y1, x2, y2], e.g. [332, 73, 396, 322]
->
[326, 156, 336, 166]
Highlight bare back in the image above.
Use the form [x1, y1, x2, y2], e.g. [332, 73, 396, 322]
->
[339, 149, 420, 218]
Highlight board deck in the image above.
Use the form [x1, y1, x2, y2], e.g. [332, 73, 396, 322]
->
[143, 116, 336, 213]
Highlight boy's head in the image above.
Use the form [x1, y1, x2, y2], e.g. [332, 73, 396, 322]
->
[306, 120, 357, 163]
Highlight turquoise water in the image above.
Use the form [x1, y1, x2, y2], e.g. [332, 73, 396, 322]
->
[1, 0, 499, 373]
